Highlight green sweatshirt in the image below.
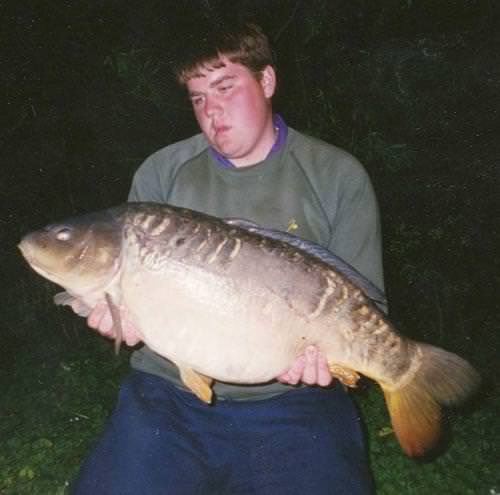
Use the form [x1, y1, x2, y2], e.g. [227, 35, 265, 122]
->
[128, 127, 384, 400]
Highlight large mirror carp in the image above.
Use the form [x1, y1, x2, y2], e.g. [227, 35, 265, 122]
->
[19, 202, 480, 457]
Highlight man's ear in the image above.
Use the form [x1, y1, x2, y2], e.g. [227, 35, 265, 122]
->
[260, 65, 276, 98]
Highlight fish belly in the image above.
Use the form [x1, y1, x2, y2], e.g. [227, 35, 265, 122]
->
[120, 262, 319, 383]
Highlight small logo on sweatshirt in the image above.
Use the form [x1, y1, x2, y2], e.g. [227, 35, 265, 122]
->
[287, 218, 299, 233]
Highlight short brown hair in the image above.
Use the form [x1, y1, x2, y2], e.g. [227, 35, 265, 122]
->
[174, 22, 274, 85]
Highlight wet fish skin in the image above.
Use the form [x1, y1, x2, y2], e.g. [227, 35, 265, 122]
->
[18, 202, 480, 457]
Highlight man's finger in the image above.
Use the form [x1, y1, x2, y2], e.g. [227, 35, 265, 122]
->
[88, 303, 114, 336]
[302, 346, 319, 385]
[278, 355, 306, 384]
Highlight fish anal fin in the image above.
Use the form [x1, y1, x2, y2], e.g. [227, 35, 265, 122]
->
[329, 364, 360, 388]
[179, 366, 214, 404]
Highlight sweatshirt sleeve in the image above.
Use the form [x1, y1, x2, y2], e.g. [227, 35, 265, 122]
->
[328, 161, 385, 297]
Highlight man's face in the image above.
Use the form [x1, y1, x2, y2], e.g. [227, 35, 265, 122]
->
[186, 57, 276, 167]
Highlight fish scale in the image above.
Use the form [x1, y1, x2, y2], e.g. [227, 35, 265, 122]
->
[18, 201, 480, 457]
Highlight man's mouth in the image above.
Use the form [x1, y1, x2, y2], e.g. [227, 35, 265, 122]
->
[214, 125, 230, 136]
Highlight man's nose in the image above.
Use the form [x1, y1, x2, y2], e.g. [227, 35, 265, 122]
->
[204, 96, 222, 117]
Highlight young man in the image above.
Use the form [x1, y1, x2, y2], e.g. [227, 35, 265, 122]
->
[72, 23, 383, 494]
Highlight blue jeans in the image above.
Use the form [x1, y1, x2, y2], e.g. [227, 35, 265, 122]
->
[71, 371, 373, 494]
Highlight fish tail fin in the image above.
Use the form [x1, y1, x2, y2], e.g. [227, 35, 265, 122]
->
[381, 343, 480, 456]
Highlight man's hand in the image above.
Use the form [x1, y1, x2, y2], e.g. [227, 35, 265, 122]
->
[277, 346, 333, 386]
[70, 299, 142, 346]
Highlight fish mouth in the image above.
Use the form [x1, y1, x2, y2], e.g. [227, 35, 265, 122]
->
[18, 239, 33, 263]
[18, 238, 46, 274]
[18, 239, 61, 282]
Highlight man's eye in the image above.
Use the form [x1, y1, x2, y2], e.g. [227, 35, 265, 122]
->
[192, 97, 204, 106]
[219, 85, 232, 93]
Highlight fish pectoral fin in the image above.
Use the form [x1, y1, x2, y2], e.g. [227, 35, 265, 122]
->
[178, 366, 214, 404]
[54, 290, 74, 306]
[104, 293, 123, 355]
[328, 365, 361, 388]
[54, 291, 93, 317]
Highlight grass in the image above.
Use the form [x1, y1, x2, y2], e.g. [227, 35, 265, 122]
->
[0, 340, 131, 494]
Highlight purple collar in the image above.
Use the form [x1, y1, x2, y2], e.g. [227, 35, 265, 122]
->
[209, 114, 288, 169]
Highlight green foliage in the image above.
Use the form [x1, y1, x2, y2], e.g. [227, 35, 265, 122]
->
[104, 48, 166, 109]
[0, 347, 130, 494]
[353, 132, 417, 173]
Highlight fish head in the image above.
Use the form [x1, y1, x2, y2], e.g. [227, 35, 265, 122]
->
[18, 209, 124, 294]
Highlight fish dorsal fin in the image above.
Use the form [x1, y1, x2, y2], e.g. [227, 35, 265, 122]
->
[225, 218, 387, 306]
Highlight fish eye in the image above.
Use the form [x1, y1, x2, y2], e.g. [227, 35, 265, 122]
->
[55, 227, 73, 241]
